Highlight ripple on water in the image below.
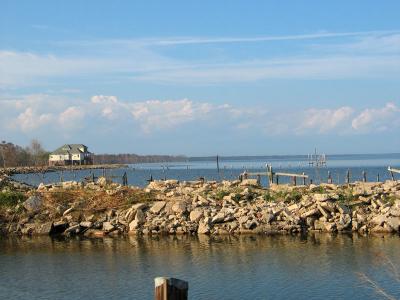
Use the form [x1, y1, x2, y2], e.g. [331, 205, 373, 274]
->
[0, 234, 400, 299]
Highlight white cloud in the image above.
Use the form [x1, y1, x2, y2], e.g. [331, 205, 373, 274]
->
[14, 107, 53, 132]
[91, 95, 118, 104]
[130, 99, 202, 132]
[58, 106, 85, 127]
[298, 106, 354, 133]
[2, 94, 399, 139]
[352, 102, 400, 132]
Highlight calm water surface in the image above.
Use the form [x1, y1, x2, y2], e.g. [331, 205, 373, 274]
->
[12, 154, 400, 187]
[1, 234, 400, 299]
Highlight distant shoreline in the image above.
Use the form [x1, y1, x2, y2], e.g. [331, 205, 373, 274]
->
[0, 164, 128, 176]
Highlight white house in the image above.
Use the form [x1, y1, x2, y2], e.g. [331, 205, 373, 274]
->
[49, 144, 93, 166]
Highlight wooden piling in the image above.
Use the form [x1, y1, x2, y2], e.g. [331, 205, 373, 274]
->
[362, 170, 367, 183]
[327, 171, 332, 184]
[346, 170, 350, 184]
[154, 277, 188, 300]
[302, 172, 306, 185]
[377, 173, 380, 182]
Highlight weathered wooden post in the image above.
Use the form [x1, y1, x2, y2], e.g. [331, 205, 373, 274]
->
[302, 172, 306, 185]
[155, 277, 188, 300]
[276, 174, 279, 185]
[293, 176, 297, 186]
[327, 171, 332, 184]
[362, 170, 367, 182]
[346, 170, 350, 184]
[256, 174, 261, 185]
[377, 173, 380, 182]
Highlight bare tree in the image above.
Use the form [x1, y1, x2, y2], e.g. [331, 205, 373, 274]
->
[28, 139, 46, 166]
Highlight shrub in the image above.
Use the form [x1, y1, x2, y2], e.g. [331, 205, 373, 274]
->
[215, 190, 229, 200]
[337, 189, 356, 205]
[286, 190, 302, 203]
[263, 192, 274, 202]
[0, 191, 26, 207]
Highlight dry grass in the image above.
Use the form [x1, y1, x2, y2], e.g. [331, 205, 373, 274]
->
[40, 187, 157, 212]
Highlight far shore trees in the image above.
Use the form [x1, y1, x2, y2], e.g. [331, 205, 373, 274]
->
[0, 140, 49, 167]
[0, 140, 186, 167]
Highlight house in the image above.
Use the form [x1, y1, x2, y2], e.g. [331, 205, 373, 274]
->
[49, 144, 93, 166]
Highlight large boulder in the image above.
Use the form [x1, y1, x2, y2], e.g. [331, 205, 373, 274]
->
[150, 201, 166, 214]
[37, 222, 53, 235]
[240, 179, 260, 187]
[172, 201, 187, 214]
[23, 195, 42, 212]
[198, 221, 210, 234]
[190, 209, 203, 222]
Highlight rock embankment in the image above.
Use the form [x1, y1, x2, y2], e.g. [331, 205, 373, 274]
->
[0, 164, 128, 176]
[1, 178, 400, 236]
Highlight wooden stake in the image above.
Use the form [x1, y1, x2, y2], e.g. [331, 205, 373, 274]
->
[327, 171, 332, 184]
[346, 170, 350, 184]
[362, 170, 367, 183]
[155, 277, 188, 300]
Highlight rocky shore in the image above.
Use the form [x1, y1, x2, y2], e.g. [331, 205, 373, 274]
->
[0, 175, 399, 237]
[0, 164, 128, 176]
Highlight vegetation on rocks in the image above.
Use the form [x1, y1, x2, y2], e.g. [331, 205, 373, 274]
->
[0, 175, 400, 238]
[0, 191, 26, 207]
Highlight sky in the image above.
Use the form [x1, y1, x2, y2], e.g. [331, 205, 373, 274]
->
[1, 1, 400, 156]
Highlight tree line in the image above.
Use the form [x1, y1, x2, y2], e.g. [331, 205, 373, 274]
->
[0, 140, 48, 167]
[0, 140, 186, 167]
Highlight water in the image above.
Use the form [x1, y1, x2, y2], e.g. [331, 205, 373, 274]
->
[1, 234, 400, 299]
[12, 153, 400, 187]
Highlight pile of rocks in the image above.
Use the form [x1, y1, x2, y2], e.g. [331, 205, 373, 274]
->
[2, 178, 400, 237]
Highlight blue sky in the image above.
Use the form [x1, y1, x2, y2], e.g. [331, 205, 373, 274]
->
[1, 1, 400, 155]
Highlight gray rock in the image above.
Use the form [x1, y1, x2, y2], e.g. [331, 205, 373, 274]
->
[129, 219, 139, 231]
[172, 201, 187, 214]
[80, 221, 93, 228]
[371, 215, 388, 226]
[135, 209, 146, 224]
[190, 209, 203, 222]
[37, 222, 53, 235]
[102, 222, 115, 232]
[23, 195, 42, 212]
[301, 208, 319, 218]
[386, 217, 400, 231]
[64, 224, 80, 234]
[211, 212, 225, 224]
[313, 194, 329, 202]
[239, 179, 260, 187]
[150, 201, 166, 214]
[198, 222, 210, 234]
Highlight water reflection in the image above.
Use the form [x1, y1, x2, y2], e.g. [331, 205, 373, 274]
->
[0, 234, 399, 299]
